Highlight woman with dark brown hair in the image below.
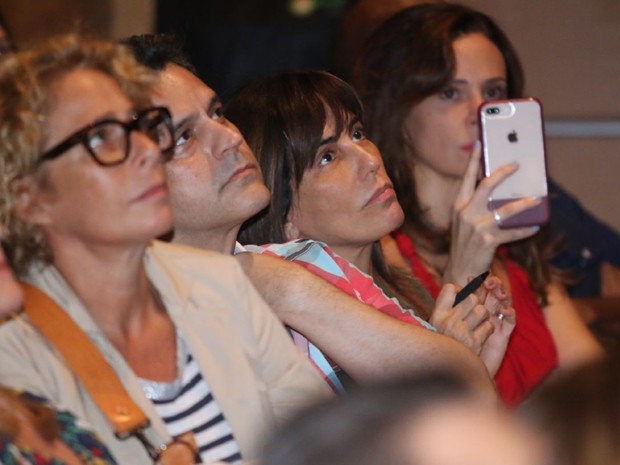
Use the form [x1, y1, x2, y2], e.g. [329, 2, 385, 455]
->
[227, 69, 516, 385]
[353, 2, 603, 405]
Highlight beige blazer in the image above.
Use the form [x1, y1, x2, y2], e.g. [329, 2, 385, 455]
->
[0, 241, 331, 464]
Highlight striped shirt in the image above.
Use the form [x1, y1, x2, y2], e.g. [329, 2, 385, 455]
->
[140, 345, 242, 464]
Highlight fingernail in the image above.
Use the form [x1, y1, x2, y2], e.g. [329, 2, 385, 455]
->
[473, 140, 480, 150]
[530, 226, 540, 232]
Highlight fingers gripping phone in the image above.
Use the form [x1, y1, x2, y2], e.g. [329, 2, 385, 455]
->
[479, 97, 550, 228]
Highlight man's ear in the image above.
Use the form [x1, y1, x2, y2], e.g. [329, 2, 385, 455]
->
[284, 206, 301, 242]
[11, 175, 52, 226]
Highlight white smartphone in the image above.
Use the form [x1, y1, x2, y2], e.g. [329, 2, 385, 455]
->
[479, 97, 550, 228]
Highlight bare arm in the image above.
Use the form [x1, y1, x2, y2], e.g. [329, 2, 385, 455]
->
[234, 252, 496, 400]
[543, 282, 605, 369]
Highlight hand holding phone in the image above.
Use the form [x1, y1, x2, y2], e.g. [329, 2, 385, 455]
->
[479, 98, 550, 228]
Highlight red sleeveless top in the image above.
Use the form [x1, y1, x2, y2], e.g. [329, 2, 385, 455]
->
[393, 230, 558, 406]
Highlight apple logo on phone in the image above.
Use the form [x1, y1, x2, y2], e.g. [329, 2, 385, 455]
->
[508, 130, 518, 143]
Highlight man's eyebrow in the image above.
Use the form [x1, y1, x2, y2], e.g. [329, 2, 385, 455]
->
[173, 113, 198, 133]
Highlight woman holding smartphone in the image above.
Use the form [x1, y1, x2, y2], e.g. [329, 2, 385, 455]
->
[353, 2, 603, 404]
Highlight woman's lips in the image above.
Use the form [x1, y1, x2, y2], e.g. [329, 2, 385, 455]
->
[133, 182, 168, 202]
[460, 142, 475, 153]
[366, 183, 395, 206]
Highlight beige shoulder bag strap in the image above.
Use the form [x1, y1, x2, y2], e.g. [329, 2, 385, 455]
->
[21, 282, 199, 465]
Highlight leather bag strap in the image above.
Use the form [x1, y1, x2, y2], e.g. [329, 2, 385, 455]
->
[21, 282, 201, 464]
[21, 282, 149, 435]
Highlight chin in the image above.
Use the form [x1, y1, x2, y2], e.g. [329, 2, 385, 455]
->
[374, 220, 405, 241]
[240, 186, 271, 219]
[150, 208, 175, 236]
[384, 205, 405, 232]
[254, 188, 271, 213]
[129, 218, 174, 244]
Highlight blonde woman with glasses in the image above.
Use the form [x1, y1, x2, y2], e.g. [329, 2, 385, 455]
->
[0, 34, 329, 465]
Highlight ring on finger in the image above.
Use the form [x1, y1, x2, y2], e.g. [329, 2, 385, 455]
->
[493, 209, 503, 225]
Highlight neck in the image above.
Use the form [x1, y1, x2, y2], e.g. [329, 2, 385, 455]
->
[172, 224, 240, 255]
[413, 163, 463, 231]
[330, 243, 374, 275]
[46, 236, 155, 335]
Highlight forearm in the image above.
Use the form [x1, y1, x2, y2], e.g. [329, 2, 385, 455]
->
[235, 253, 496, 399]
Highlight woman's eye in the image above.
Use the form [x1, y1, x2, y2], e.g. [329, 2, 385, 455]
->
[484, 85, 507, 100]
[87, 125, 115, 149]
[352, 127, 366, 142]
[439, 86, 459, 100]
[318, 152, 334, 167]
[88, 131, 105, 148]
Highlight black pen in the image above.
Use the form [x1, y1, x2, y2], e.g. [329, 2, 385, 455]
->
[452, 271, 490, 308]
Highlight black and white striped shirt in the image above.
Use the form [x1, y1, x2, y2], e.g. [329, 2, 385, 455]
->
[140, 344, 242, 464]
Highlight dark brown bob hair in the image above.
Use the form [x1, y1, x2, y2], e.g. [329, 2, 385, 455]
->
[226, 70, 365, 246]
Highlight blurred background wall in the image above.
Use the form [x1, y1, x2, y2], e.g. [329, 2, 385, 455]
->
[1, 0, 618, 231]
[0, 0, 154, 43]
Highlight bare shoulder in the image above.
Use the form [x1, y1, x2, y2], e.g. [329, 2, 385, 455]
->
[543, 282, 606, 367]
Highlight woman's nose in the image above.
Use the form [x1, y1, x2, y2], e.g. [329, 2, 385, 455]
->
[468, 92, 485, 127]
[357, 145, 381, 179]
[131, 130, 166, 167]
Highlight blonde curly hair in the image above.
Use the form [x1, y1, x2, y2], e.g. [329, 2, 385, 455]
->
[0, 33, 158, 277]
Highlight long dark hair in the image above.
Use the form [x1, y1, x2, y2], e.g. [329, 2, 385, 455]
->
[354, 2, 552, 303]
[227, 70, 432, 318]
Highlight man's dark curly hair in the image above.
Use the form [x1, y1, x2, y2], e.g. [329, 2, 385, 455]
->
[121, 33, 197, 74]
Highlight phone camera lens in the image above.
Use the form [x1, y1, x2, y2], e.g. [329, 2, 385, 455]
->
[486, 107, 500, 115]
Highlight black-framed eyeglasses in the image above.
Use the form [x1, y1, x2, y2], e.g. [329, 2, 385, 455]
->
[38, 106, 175, 167]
